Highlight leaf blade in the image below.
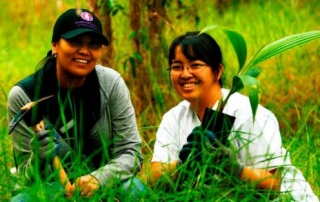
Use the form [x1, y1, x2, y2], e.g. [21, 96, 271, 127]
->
[199, 25, 247, 72]
[231, 75, 261, 120]
[245, 30, 320, 71]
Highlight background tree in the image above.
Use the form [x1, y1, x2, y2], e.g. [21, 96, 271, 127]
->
[87, 0, 115, 66]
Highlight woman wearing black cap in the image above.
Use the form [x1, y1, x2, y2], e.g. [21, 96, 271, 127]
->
[8, 8, 147, 201]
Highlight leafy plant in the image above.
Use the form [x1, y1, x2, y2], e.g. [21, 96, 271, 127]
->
[96, 0, 124, 16]
[199, 25, 320, 120]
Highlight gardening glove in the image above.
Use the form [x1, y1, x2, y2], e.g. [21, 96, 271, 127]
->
[179, 126, 217, 168]
[205, 138, 244, 178]
[178, 126, 223, 187]
[30, 124, 61, 163]
[179, 126, 244, 178]
[179, 126, 202, 164]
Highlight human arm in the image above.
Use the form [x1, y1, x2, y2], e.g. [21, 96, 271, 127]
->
[7, 86, 60, 182]
[68, 174, 100, 198]
[240, 167, 280, 190]
[149, 107, 187, 188]
[222, 90, 318, 199]
[179, 126, 281, 191]
[232, 110, 284, 191]
[89, 71, 143, 188]
[208, 133, 281, 191]
[149, 161, 180, 188]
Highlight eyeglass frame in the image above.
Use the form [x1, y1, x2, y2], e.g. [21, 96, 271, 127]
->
[167, 62, 208, 74]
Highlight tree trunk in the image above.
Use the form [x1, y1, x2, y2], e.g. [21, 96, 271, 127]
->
[128, 0, 148, 113]
[146, 0, 169, 70]
[87, 0, 114, 67]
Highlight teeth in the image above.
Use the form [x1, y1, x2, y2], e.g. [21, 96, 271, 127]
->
[183, 83, 195, 87]
[75, 59, 89, 64]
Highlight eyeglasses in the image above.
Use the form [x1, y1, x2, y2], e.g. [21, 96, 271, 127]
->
[168, 63, 207, 74]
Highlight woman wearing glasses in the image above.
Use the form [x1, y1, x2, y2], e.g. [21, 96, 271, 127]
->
[149, 31, 318, 201]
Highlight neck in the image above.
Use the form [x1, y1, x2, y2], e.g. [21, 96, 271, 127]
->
[190, 87, 223, 121]
[57, 69, 86, 89]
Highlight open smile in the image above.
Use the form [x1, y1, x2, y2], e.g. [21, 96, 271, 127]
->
[183, 83, 196, 87]
[74, 58, 90, 64]
[180, 82, 199, 90]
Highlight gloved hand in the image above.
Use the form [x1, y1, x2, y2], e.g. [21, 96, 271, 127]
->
[179, 126, 209, 163]
[179, 126, 217, 171]
[179, 126, 244, 178]
[205, 137, 244, 178]
[30, 124, 61, 163]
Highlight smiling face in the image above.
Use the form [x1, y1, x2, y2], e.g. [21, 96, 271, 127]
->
[168, 32, 225, 114]
[52, 33, 102, 88]
[170, 46, 222, 107]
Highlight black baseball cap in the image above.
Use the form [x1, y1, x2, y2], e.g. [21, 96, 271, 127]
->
[52, 8, 109, 46]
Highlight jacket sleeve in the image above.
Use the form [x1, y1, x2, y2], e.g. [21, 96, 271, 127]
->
[7, 86, 40, 183]
[91, 74, 143, 188]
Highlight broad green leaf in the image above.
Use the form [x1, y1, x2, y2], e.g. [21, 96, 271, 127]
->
[199, 25, 247, 72]
[229, 75, 244, 95]
[245, 30, 320, 71]
[230, 75, 261, 120]
[224, 30, 247, 71]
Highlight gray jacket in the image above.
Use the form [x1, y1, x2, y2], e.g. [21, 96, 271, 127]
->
[7, 65, 143, 188]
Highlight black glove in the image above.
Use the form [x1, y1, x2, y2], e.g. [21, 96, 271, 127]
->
[178, 126, 219, 186]
[205, 138, 244, 178]
[179, 126, 244, 178]
[179, 126, 218, 173]
[30, 124, 61, 163]
[179, 126, 215, 164]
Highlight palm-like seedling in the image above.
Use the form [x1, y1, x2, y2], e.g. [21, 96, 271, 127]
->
[199, 26, 320, 120]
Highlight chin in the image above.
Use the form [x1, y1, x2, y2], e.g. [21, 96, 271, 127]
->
[180, 93, 198, 102]
[71, 68, 95, 77]
[70, 71, 90, 77]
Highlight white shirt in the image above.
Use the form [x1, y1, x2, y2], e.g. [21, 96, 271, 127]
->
[152, 88, 319, 201]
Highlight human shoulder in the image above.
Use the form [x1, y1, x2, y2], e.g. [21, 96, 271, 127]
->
[163, 100, 192, 120]
[95, 65, 121, 79]
[95, 65, 125, 89]
[8, 85, 32, 117]
[8, 85, 32, 103]
[166, 100, 190, 114]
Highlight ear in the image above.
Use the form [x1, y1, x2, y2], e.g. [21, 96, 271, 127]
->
[217, 64, 223, 80]
[51, 42, 58, 54]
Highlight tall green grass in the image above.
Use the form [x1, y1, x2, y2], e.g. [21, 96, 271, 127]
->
[0, 0, 319, 201]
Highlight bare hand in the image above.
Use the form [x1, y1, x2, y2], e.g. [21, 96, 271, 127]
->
[68, 174, 100, 198]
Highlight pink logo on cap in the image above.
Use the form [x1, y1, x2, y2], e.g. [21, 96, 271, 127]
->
[80, 12, 93, 21]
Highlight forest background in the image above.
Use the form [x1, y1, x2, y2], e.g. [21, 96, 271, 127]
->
[0, 0, 319, 200]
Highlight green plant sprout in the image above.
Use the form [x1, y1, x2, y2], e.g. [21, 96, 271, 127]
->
[199, 25, 320, 120]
